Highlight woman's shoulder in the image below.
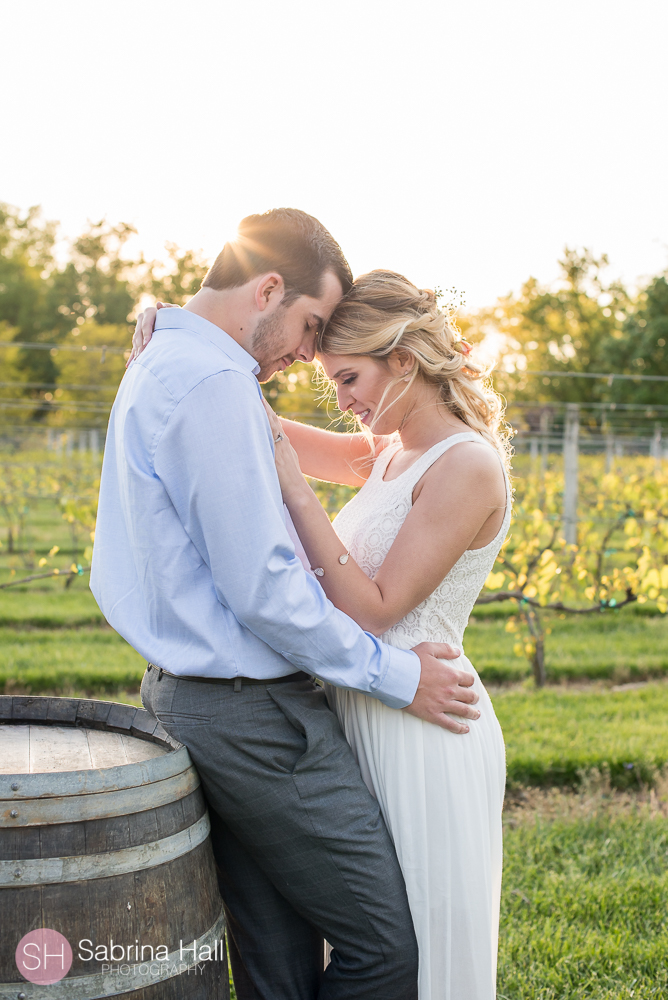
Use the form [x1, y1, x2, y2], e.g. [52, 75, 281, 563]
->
[418, 435, 506, 498]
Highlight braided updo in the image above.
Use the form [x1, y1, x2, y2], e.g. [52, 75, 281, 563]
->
[318, 269, 511, 466]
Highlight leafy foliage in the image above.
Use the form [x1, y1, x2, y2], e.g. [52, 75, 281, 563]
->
[147, 243, 210, 306]
[463, 248, 667, 409]
[480, 457, 668, 683]
[0, 202, 210, 419]
[0, 204, 58, 339]
[604, 273, 668, 404]
[0, 451, 99, 573]
[46, 322, 130, 427]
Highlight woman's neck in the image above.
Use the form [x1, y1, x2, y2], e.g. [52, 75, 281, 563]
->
[396, 383, 468, 455]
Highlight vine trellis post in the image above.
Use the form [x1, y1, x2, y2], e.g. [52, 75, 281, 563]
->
[562, 404, 580, 545]
[540, 410, 550, 474]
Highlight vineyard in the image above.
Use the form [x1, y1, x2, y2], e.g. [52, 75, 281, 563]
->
[1, 445, 667, 699]
[2, 445, 668, 998]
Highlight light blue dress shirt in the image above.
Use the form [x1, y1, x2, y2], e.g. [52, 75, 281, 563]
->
[90, 308, 420, 709]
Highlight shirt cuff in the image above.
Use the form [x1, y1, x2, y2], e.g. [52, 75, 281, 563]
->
[374, 647, 421, 710]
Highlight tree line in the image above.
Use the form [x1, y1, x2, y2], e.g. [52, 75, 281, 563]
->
[1, 202, 666, 428]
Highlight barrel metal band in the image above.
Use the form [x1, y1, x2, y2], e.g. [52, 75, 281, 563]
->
[0, 767, 199, 827]
[0, 906, 226, 999]
[0, 813, 210, 887]
[1, 745, 192, 800]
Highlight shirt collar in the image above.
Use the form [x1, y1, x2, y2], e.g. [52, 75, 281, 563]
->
[154, 308, 261, 376]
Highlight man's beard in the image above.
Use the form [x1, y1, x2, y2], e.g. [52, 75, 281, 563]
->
[251, 310, 290, 382]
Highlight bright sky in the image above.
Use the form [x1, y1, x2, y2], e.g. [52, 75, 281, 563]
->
[2, 0, 667, 308]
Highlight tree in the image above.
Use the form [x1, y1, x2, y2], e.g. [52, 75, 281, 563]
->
[45, 323, 129, 427]
[0, 203, 58, 347]
[599, 274, 668, 407]
[148, 243, 210, 305]
[46, 220, 140, 331]
[465, 248, 629, 405]
[0, 210, 153, 416]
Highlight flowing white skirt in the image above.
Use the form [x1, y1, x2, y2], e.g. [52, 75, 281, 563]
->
[328, 656, 506, 1000]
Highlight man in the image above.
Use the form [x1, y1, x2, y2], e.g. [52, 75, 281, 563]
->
[91, 208, 479, 1000]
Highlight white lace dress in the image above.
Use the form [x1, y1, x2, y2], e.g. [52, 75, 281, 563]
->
[329, 432, 509, 1000]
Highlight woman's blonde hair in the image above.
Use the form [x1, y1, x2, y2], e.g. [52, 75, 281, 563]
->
[318, 270, 512, 467]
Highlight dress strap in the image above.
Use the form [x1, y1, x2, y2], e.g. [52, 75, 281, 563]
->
[394, 431, 489, 492]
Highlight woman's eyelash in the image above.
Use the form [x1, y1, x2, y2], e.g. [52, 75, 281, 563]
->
[342, 375, 356, 385]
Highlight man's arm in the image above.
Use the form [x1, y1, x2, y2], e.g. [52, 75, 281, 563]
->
[154, 369, 420, 709]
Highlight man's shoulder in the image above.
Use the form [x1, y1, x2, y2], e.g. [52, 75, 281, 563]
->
[131, 328, 257, 404]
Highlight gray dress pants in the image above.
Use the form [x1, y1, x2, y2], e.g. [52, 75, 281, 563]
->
[141, 668, 418, 1000]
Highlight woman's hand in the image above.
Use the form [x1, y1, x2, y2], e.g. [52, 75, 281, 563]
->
[126, 302, 180, 368]
[262, 399, 311, 507]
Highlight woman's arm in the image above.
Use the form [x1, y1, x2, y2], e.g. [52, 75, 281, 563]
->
[277, 418, 390, 486]
[126, 303, 179, 367]
[268, 405, 507, 635]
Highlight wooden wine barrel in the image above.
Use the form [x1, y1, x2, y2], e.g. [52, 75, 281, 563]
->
[0, 696, 228, 1000]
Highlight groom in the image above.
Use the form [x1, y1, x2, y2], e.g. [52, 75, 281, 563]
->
[91, 208, 479, 1000]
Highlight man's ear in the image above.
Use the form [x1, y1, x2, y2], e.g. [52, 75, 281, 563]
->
[255, 273, 285, 313]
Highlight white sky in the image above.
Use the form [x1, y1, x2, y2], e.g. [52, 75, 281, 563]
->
[2, 0, 667, 308]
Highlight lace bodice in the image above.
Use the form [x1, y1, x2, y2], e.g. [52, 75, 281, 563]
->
[332, 432, 512, 652]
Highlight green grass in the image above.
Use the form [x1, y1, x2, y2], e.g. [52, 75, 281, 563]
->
[3, 500, 666, 683]
[467, 608, 668, 685]
[0, 584, 105, 627]
[0, 626, 145, 695]
[498, 793, 668, 998]
[497, 684, 668, 789]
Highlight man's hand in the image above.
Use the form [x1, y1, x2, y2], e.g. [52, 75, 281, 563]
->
[405, 642, 480, 734]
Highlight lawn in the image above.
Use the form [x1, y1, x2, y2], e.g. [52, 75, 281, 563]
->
[495, 683, 668, 789]
[3, 590, 668, 793]
[0, 626, 145, 695]
[498, 785, 668, 999]
[0, 584, 105, 627]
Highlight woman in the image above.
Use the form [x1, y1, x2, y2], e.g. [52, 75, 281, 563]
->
[135, 270, 509, 1000]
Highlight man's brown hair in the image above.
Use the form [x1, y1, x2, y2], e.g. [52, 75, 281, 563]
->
[203, 208, 352, 303]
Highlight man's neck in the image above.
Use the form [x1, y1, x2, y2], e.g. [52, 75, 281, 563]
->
[183, 288, 256, 357]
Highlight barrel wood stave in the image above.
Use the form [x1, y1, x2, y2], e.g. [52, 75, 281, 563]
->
[0, 696, 178, 749]
[0, 789, 206, 861]
[0, 843, 222, 978]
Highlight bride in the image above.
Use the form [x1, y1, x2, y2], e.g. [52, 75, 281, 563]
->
[266, 270, 509, 1000]
[135, 270, 509, 1000]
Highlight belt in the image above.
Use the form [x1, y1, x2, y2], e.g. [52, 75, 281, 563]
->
[147, 663, 310, 691]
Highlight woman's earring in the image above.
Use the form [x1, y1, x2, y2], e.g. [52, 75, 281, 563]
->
[403, 371, 411, 382]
